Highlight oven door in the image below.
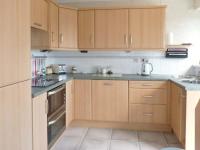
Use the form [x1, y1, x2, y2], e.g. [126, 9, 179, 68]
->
[48, 110, 66, 149]
[47, 85, 66, 117]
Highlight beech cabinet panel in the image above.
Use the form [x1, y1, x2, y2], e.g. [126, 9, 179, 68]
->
[33, 93, 48, 150]
[92, 80, 128, 122]
[66, 81, 74, 127]
[171, 83, 186, 145]
[0, 81, 32, 150]
[59, 8, 78, 49]
[74, 80, 92, 120]
[129, 8, 165, 49]
[31, 0, 48, 31]
[49, 2, 59, 48]
[78, 10, 95, 49]
[95, 9, 129, 49]
[0, 0, 31, 87]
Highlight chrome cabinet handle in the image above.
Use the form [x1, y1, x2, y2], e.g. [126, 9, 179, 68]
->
[52, 32, 54, 42]
[143, 95, 153, 98]
[45, 100, 49, 114]
[143, 113, 153, 116]
[34, 22, 42, 27]
[124, 34, 128, 47]
[60, 34, 63, 44]
[142, 84, 153, 87]
[104, 83, 112, 86]
[129, 34, 133, 46]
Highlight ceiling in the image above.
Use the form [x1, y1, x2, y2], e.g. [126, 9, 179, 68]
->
[58, 0, 163, 8]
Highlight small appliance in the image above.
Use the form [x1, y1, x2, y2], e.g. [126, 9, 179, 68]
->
[52, 64, 67, 74]
[141, 59, 153, 76]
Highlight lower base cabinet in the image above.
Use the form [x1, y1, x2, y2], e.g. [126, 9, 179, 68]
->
[33, 93, 48, 150]
[0, 81, 32, 150]
[66, 80, 74, 127]
[74, 80, 92, 120]
[171, 83, 186, 145]
[92, 80, 128, 122]
[129, 104, 167, 124]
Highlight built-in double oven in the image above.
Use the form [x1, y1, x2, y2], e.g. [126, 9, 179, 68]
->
[47, 84, 66, 149]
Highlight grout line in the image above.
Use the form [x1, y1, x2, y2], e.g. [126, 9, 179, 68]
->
[137, 131, 142, 150]
[162, 132, 169, 146]
[108, 129, 113, 150]
[76, 128, 89, 150]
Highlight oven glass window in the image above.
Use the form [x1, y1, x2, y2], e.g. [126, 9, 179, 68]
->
[48, 86, 66, 117]
[48, 112, 66, 148]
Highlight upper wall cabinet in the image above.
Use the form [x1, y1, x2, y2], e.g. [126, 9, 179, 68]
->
[59, 8, 78, 49]
[78, 10, 95, 49]
[95, 9, 129, 49]
[49, 2, 59, 48]
[0, 0, 31, 87]
[31, 0, 48, 31]
[129, 7, 166, 49]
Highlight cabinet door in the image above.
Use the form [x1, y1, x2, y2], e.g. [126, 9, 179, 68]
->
[78, 10, 94, 49]
[141, 8, 165, 49]
[129, 8, 165, 49]
[0, 0, 31, 87]
[33, 93, 48, 150]
[59, 8, 77, 49]
[49, 2, 59, 48]
[95, 9, 129, 49]
[66, 80, 74, 127]
[92, 80, 128, 122]
[171, 83, 186, 144]
[31, 0, 48, 31]
[0, 81, 32, 150]
[74, 80, 92, 120]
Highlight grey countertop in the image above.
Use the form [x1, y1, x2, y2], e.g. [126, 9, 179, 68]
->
[32, 73, 200, 98]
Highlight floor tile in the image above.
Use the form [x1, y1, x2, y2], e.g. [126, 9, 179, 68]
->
[164, 132, 180, 144]
[63, 127, 88, 137]
[110, 140, 140, 150]
[85, 128, 112, 139]
[140, 141, 167, 150]
[139, 131, 167, 144]
[111, 129, 138, 142]
[52, 136, 82, 150]
[79, 139, 109, 150]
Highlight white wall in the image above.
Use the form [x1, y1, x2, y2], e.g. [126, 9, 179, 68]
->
[32, 0, 200, 76]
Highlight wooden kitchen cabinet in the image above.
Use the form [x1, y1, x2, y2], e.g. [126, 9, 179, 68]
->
[31, 0, 48, 31]
[74, 80, 92, 120]
[95, 9, 129, 49]
[78, 10, 95, 49]
[59, 8, 78, 49]
[129, 81, 168, 124]
[171, 83, 186, 145]
[33, 93, 48, 150]
[49, 2, 59, 48]
[0, 81, 32, 150]
[66, 80, 74, 127]
[129, 8, 165, 49]
[92, 80, 128, 122]
[0, 0, 31, 87]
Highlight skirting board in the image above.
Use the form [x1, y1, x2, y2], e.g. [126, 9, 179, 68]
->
[70, 120, 172, 132]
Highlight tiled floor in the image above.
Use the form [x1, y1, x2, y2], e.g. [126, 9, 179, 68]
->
[51, 127, 184, 150]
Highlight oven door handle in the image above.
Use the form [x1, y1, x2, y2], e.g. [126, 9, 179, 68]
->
[48, 111, 66, 126]
[48, 85, 65, 96]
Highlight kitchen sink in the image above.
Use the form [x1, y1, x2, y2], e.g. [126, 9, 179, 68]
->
[179, 77, 200, 84]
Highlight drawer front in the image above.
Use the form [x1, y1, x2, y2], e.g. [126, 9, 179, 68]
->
[129, 104, 167, 124]
[129, 89, 167, 104]
[129, 81, 167, 89]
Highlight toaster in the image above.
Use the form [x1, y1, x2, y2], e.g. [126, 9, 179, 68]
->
[51, 64, 67, 74]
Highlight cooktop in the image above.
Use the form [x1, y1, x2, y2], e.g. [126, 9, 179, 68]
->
[32, 76, 59, 87]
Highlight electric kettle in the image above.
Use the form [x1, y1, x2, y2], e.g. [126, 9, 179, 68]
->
[141, 59, 153, 76]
